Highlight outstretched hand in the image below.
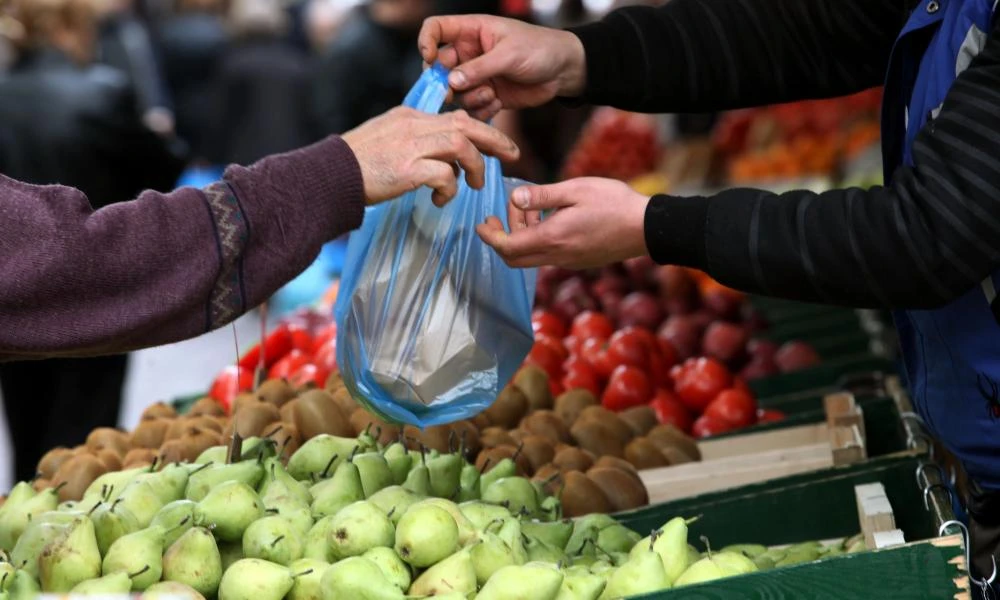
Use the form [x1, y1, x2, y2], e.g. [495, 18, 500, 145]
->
[477, 177, 651, 269]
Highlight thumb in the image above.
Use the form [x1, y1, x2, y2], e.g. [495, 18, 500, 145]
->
[511, 182, 579, 212]
[449, 49, 514, 91]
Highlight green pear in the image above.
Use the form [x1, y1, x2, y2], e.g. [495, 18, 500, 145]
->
[632, 516, 691, 584]
[69, 570, 132, 594]
[367, 486, 419, 526]
[11, 516, 76, 578]
[469, 531, 518, 586]
[101, 526, 166, 590]
[243, 515, 303, 565]
[89, 500, 140, 556]
[150, 499, 197, 548]
[686, 544, 701, 567]
[674, 551, 757, 587]
[310, 461, 364, 519]
[354, 453, 394, 498]
[362, 547, 411, 591]
[393, 504, 457, 568]
[318, 556, 403, 600]
[482, 477, 540, 517]
[526, 535, 565, 563]
[219, 541, 244, 571]
[753, 554, 777, 571]
[0, 562, 14, 589]
[260, 458, 311, 506]
[712, 550, 759, 575]
[240, 437, 278, 462]
[287, 435, 363, 481]
[186, 461, 264, 502]
[287, 558, 329, 600]
[381, 444, 412, 485]
[163, 526, 223, 596]
[0, 487, 59, 550]
[721, 543, 768, 559]
[566, 514, 617, 557]
[303, 517, 336, 562]
[477, 562, 564, 600]
[599, 539, 669, 599]
[82, 467, 146, 503]
[539, 495, 563, 521]
[400, 460, 430, 496]
[328, 501, 394, 559]
[522, 520, 574, 551]
[775, 545, 820, 567]
[143, 580, 207, 600]
[2, 483, 36, 512]
[556, 566, 607, 600]
[493, 517, 529, 565]
[194, 480, 264, 542]
[408, 549, 476, 597]
[478, 457, 516, 496]
[6, 570, 39, 600]
[457, 464, 481, 502]
[842, 533, 864, 550]
[196, 445, 228, 465]
[426, 453, 463, 499]
[136, 464, 190, 503]
[263, 495, 313, 538]
[596, 524, 641, 555]
[116, 480, 165, 528]
[459, 501, 512, 531]
[410, 498, 476, 546]
[218, 558, 294, 600]
[38, 517, 102, 592]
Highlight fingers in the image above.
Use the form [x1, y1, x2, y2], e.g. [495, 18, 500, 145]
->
[510, 182, 578, 213]
[412, 159, 458, 207]
[449, 50, 516, 92]
[449, 112, 520, 163]
[418, 16, 463, 64]
[476, 217, 551, 263]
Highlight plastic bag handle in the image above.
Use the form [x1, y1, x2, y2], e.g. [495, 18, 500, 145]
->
[403, 62, 450, 115]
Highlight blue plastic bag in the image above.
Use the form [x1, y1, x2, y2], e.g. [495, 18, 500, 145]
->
[334, 64, 537, 428]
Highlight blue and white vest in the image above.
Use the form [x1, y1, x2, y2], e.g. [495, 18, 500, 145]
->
[882, 0, 1000, 489]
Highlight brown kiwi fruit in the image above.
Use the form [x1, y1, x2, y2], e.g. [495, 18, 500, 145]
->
[569, 420, 625, 459]
[449, 420, 482, 459]
[585, 466, 649, 512]
[158, 439, 194, 465]
[520, 410, 571, 444]
[660, 446, 695, 466]
[95, 449, 122, 472]
[85, 428, 131, 457]
[624, 438, 671, 470]
[37, 447, 74, 480]
[507, 429, 527, 444]
[227, 402, 282, 439]
[187, 416, 223, 433]
[122, 448, 158, 469]
[474, 444, 532, 476]
[531, 464, 563, 496]
[513, 365, 553, 411]
[131, 419, 170, 449]
[140, 402, 176, 421]
[279, 398, 299, 424]
[519, 435, 556, 471]
[618, 405, 659, 437]
[324, 372, 345, 393]
[593, 455, 642, 478]
[187, 396, 226, 418]
[403, 425, 453, 454]
[186, 428, 222, 457]
[164, 418, 196, 443]
[553, 389, 598, 425]
[560, 470, 613, 518]
[331, 387, 360, 419]
[53, 454, 107, 502]
[257, 379, 297, 408]
[264, 422, 302, 458]
[471, 413, 492, 430]
[484, 386, 529, 430]
[646, 424, 701, 461]
[231, 392, 264, 414]
[576, 406, 634, 445]
[349, 409, 401, 445]
[551, 446, 595, 472]
[32, 479, 51, 493]
[480, 427, 517, 450]
[295, 390, 353, 439]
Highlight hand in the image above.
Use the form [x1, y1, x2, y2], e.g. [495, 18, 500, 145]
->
[342, 107, 520, 206]
[418, 15, 586, 120]
[477, 177, 650, 269]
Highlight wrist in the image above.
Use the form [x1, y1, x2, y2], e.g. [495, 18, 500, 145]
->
[555, 30, 587, 98]
[644, 194, 709, 268]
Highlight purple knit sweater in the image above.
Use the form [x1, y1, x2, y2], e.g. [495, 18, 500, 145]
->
[0, 135, 365, 360]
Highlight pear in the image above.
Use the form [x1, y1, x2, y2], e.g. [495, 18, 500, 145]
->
[566, 514, 617, 557]
[401, 459, 431, 496]
[193, 480, 264, 542]
[150, 499, 197, 548]
[410, 498, 476, 546]
[328, 501, 394, 559]
[143, 580, 207, 600]
[82, 467, 145, 503]
[287, 435, 362, 481]
[310, 461, 364, 519]
[367, 486, 419, 526]
[482, 477, 540, 517]
[218, 558, 294, 600]
[101, 526, 166, 590]
[243, 515, 303, 565]
[394, 504, 457, 568]
[0, 562, 14, 588]
[90, 501, 141, 556]
[354, 453, 394, 498]
[686, 544, 701, 567]
[674, 550, 758, 587]
[426, 453, 463, 499]
[241, 437, 278, 461]
[753, 554, 777, 571]
[134, 464, 189, 504]
[0, 487, 59, 550]
[407, 549, 476, 597]
[303, 516, 337, 562]
[70, 570, 132, 594]
[596, 524, 641, 555]
[526, 535, 565, 563]
[264, 495, 314, 538]
[493, 517, 529, 565]
[457, 463, 481, 502]
[477, 562, 564, 600]
[362, 547, 411, 591]
[260, 458, 311, 506]
[6, 570, 39, 600]
[116, 480, 165, 528]
[631, 516, 691, 584]
[459, 501, 512, 531]
[11, 516, 77, 578]
[540, 495, 563, 521]
[2, 483, 37, 512]
[186, 461, 264, 502]
[523, 519, 574, 551]
[599, 538, 669, 599]
[219, 540, 244, 571]
[382, 444, 412, 485]
[556, 566, 607, 600]
[163, 527, 223, 596]
[196, 446, 228, 465]
[478, 457, 517, 496]
[287, 558, 329, 600]
[469, 531, 518, 586]
[318, 556, 403, 600]
[38, 517, 102, 592]
[775, 545, 820, 567]
[712, 550, 759, 574]
[721, 543, 768, 559]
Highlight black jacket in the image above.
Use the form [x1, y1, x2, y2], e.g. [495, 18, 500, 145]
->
[97, 13, 172, 116]
[0, 49, 184, 208]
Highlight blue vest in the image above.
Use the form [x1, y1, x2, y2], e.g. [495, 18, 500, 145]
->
[883, 0, 1000, 489]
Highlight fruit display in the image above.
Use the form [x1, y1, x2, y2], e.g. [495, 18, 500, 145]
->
[561, 108, 663, 182]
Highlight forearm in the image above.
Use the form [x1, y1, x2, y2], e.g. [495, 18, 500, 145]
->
[0, 135, 364, 360]
[568, 0, 904, 113]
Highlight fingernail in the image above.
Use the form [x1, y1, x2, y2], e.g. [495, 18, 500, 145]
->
[513, 188, 530, 209]
[449, 70, 467, 88]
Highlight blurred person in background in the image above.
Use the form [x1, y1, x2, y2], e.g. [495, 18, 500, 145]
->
[0, 0, 185, 482]
[204, 0, 317, 166]
[301, 0, 355, 52]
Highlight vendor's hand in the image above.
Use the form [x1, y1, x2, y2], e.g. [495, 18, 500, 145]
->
[343, 107, 519, 206]
[418, 15, 586, 120]
[477, 177, 650, 269]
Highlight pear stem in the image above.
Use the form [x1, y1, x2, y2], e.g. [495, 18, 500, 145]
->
[649, 529, 661, 551]
[700, 535, 713, 558]
[478, 458, 492, 476]
[87, 501, 102, 516]
[52, 481, 68, 494]
[265, 508, 280, 514]
[320, 454, 339, 479]
[373, 426, 383, 444]
[149, 457, 160, 472]
[128, 565, 151, 579]
[419, 445, 427, 467]
[386, 507, 396, 519]
[293, 568, 314, 579]
[2, 571, 9, 589]
[447, 430, 457, 454]
[459, 430, 468, 459]
[112, 497, 125, 512]
[101, 484, 110, 502]
[262, 424, 283, 439]
[349, 445, 361, 463]
[190, 462, 213, 476]
[686, 515, 703, 526]
[540, 472, 561, 487]
[512, 442, 525, 463]
[271, 536, 285, 548]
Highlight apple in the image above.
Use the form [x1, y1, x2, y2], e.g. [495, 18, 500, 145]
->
[775, 341, 822, 373]
[622, 256, 656, 290]
[552, 276, 598, 323]
[658, 315, 703, 360]
[617, 291, 664, 331]
[702, 322, 749, 366]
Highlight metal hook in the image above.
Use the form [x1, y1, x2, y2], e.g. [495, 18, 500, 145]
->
[923, 483, 953, 511]
[907, 432, 937, 461]
[915, 462, 946, 489]
[939, 520, 998, 594]
[899, 411, 926, 426]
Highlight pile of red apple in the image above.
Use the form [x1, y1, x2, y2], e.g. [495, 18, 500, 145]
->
[560, 107, 662, 182]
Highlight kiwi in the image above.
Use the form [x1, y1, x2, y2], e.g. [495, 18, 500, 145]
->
[232, 392, 264, 414]
[279, 398, 299, 424]
[130, 419, 169, 449]
[228, 402, 282, 439]
[569, 420, 625, 459]
[520, 410, 571, 444]
[122, 448, 158, 469]
[519, 435, 556, 471]
[85, 428, 131, 457]
[265, 422, 302, 458]
[37, 447, 74, 480]
[586, 467, 648, 512]
[552, 446, 594, 472]
[480, 427, 518, 450]
[32, 479, 51, 493]
[531, 464, 563, 496]
[403, 425, 453, 454]
[186, 428, 222, 457]
[449, 420, 482, 459]
[294, 390, 354, 439]
[95, 449, 122, 472]
[471, 413, 492, 430]
[624, 438, 671, 470]
[257, 379, 297, 408]
[158, 439, 195, 465]
[325, 373, 345, 394]
[484, 386, 529, 429]
[513, 365, 553, 411]
[330, 387, 360, 419]
[560, 470, 613, 518]
[349, 409, 400, 445]
[618, 405, 659, 437]
[140, 402, 176, 421]
[576, 406, 634, 445]
[475, 445, 531, 476]
[164, 418, 196, 443]
[646, 424, 701, 461]
[53, 454, 107, 502]
[553, 389, 598, 425]
[593, 455, 641, 478]
[660, 446, 695, 466]
[187, 396, 226, 418]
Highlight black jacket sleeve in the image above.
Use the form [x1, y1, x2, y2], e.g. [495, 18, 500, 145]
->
[568, 0, 906, 112]
[645, 22, 1000, 310]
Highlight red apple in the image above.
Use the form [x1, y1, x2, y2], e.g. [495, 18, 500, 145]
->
[739, 355, 780, 380]
[618, 291, 664, 331]
[775, 341, 822, 373]
[598, 292, 624, 326]
[591, 274, 630, 298]
[702, 287, 743, 320]
[623, 256, 656, 290]
[747, 338, 780, 361]
[658, 315, 703, 360]
[552, 276, 598, 323]
[702, 322, 749, 366]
